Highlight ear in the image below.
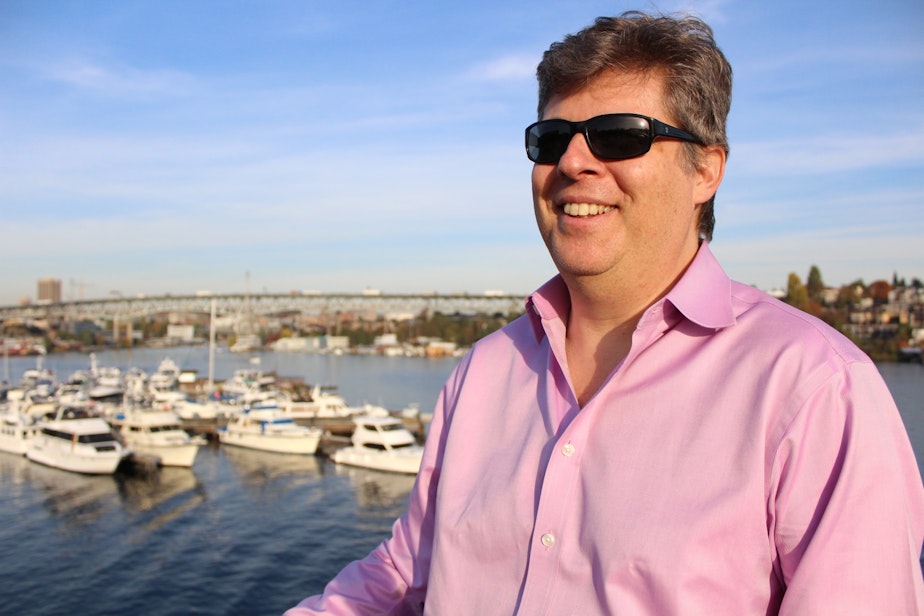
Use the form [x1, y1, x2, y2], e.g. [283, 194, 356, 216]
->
[693, 145, 726, 205]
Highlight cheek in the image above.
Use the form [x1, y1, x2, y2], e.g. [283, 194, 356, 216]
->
[531, 166, 553, 218]
[530, 165, 549, 201]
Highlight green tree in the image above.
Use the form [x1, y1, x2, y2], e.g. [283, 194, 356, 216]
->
[806, 265, 825, 303]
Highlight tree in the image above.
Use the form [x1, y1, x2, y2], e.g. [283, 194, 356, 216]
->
[836, 279, 865, 307]
[806, 265, 825, 303]
[868, 280, 892, 304]
[805, 265, 825, 304]
[785, 273, 809, 308]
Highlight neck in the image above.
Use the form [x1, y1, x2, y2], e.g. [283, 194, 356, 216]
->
[563, 278, 645, 406]
[562, 246, 699, 406]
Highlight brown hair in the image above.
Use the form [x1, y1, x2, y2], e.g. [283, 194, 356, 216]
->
[536, 11, 732, 241]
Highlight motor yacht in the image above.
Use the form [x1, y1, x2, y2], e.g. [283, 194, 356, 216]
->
[218, 407, 322, 455]
[26, 411, 127, 475]
[332, 416, 423, 474]
[113, 408, 204, 467]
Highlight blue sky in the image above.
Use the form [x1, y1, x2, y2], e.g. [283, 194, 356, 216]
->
[2, 0, 922, 305]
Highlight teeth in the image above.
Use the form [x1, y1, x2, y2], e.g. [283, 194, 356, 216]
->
[563, 203, 614, 217]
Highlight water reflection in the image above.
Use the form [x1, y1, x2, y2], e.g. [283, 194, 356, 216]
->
[0, 450, 32, 485]
[221, 446, 321, 493]
[17, 456, 120, 526]
[334, 464, 416, 511]
[0, 449, 206, 532]
[116, 466, 203, 515]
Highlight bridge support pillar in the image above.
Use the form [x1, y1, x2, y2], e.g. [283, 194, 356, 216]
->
[112, 316, 133, 347]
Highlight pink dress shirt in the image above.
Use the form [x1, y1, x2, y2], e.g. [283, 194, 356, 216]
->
[287, 244, 924, 615]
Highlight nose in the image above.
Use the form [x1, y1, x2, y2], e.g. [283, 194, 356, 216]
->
[556, 131, 605, 177]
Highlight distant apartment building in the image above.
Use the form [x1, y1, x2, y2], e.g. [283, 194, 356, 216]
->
[166, 324, 196, 343]
[37, 277, 62, 304]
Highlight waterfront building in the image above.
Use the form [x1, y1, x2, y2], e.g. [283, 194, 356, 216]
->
[37, 278, 61, 304]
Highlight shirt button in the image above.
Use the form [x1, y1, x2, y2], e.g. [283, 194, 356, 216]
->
[561, 443, 575, 457]
[541, 533, 555, 547]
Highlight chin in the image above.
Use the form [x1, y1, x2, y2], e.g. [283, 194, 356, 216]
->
[550, 246, 619, 279]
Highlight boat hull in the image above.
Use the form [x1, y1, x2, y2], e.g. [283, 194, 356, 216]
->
[26, 418, 125, 475]
[114, 410, 202, 468]
[0, 420, 36, 456]
[332, 446, 422, 474]
[0, 437, 31, 456]
[124, 441, 199, 467]
[218, 430, 320, 455]
[26, 440, 123, 475]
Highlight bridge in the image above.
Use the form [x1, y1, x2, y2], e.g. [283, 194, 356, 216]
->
[0, 292, 528, 324]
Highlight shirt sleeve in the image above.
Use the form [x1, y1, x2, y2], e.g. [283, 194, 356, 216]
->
[770, 360, 924, 614]
[283, 370, 459, 616]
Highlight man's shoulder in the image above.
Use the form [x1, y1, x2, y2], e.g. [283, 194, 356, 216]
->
[727, 280, 870, 366]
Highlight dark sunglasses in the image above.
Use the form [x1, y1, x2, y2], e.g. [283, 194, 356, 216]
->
[525, 113, 703, 164]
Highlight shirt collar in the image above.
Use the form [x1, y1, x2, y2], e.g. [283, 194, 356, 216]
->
[663, 242, 736, 330]
[525, 243, 736, 342]
[526, 275, 570, 342]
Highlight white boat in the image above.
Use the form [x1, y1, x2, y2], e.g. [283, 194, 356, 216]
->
[148, 358, 187, 408]
[55, 383, 91, 410]
[218, 407, 322, 455]
[4, 388, 56, 421]
[20, 365, 55, 390]
[87, 354, 125, 404]
[172, 397, 221, 421]
[278, 384, 362, 420]
[221, 369, 276, 397]
[26, 412, 127, 475]
[0, 402, 38, 455]
[332, 416, 424, 474]
[149, 357, 181, 391]
[113, 408, 203, 467]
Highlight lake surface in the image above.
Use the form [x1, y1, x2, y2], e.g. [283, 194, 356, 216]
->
[0, 348, 921, 615]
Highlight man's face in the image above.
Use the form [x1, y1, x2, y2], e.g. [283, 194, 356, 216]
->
[531, 70, 714, 292]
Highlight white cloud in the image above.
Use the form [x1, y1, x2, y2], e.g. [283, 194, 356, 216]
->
[38, 57, 196, 98]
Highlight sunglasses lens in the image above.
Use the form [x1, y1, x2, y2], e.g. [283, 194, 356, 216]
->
[527, 115, 655, 163]
[588, 116, 651, 160]
[527, 121, 574, 163]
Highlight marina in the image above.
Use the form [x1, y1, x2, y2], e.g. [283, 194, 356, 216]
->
[0, 348, 920, 614]
[1, 346, 434, 473]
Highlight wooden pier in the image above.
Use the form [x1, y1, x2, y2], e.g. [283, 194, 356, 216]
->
[177, 413, 428, 461]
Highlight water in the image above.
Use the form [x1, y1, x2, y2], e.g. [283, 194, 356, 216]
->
[0, 349, 921, 615]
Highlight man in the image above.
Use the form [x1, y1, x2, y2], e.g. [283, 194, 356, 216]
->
[288, 12, 924, 614]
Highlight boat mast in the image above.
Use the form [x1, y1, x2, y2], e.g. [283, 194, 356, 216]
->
[208, 297, 216, 392]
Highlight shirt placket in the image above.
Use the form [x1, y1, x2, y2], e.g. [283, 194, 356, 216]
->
[514, 305, 669, 613]
[515, 404, 590, 614]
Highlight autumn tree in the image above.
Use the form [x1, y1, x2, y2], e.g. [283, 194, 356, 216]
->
[868, 280, 892, 304]
[785, 273, 809, 308]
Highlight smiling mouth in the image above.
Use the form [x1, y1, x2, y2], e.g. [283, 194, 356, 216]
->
[563, 202, 614, 217]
